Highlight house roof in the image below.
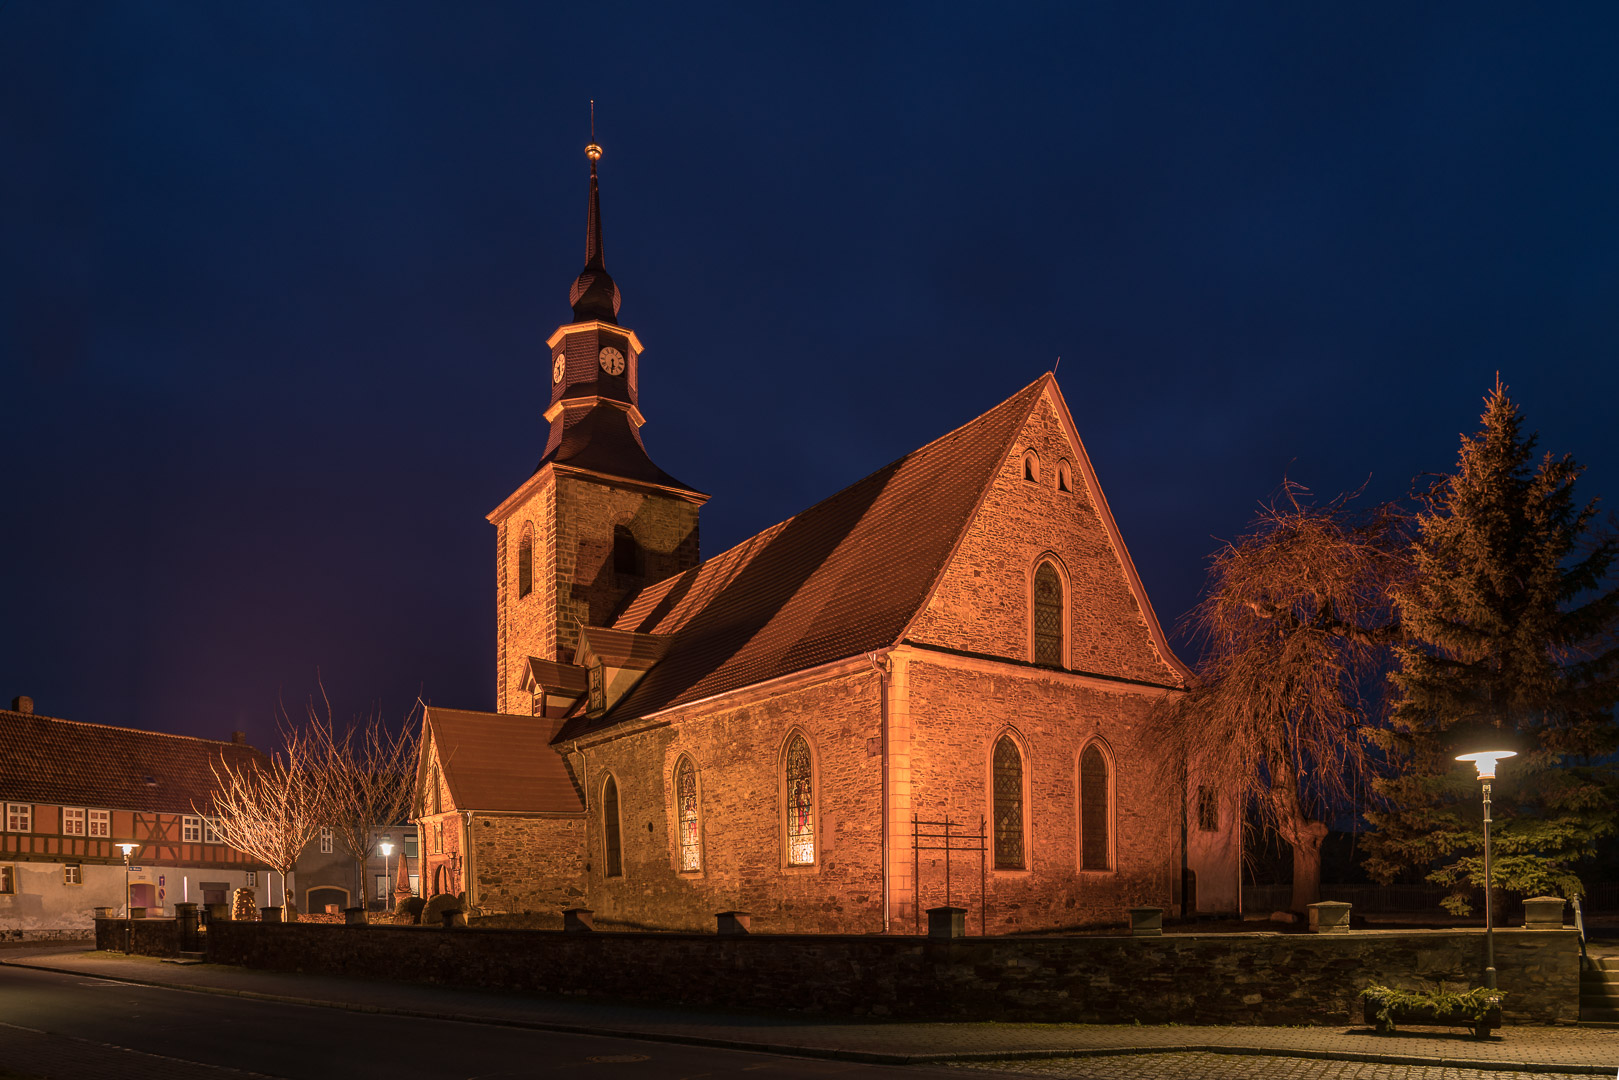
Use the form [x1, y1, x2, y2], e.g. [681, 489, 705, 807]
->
[525, 657, 589, 695]
[555, 375, 1050, 739]
[0, 708, 269, 814]
[424, 707, 583, 813]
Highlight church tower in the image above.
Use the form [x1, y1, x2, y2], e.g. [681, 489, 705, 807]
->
[487, 136, 706, 714]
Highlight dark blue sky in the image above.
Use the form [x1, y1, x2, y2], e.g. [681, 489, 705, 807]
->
[4, 3, 1616, 747]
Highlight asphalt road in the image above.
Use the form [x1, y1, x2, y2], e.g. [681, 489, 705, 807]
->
[0, 963, 966, 1080]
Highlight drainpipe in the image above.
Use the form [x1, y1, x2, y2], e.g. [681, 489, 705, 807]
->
[867, 651, 891, 934]
[461, 810, 475, 908]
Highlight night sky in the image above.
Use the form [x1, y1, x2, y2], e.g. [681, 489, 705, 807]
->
[4, 3, 1617, 749]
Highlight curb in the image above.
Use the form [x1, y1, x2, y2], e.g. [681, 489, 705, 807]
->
[5, 957, 1612, 1075]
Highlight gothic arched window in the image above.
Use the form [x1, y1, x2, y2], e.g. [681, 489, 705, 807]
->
[784, 734, 814, 866]
[1079, 743, 1113, 871]
[1033, 561, 1064, 668]
[993, 735, 1025, 869]
[517, 523, 534, 599]
[675, 757, 701, 872]
[602, 775, 623, 878]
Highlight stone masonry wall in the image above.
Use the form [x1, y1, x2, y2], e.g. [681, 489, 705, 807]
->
[204, 922, 1579, 1025]
[903, 655, 1184, 931]
[470, 816, 585, 922]
[907, 392, 1179, 686]
[576, 667, 884, 933]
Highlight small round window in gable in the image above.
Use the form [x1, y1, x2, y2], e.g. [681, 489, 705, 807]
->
[1056, 460, 1073, 493]
[1022, 449, 1040, 483]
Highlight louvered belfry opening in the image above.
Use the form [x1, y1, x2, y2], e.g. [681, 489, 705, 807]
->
[993, 735, 1024, 869]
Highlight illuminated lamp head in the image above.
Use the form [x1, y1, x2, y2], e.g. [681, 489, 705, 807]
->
[1455, 750, 1516, 780]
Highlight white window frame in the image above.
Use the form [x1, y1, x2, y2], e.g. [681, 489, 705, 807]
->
[408, 873, 419, 896]
[204, 817, 221, 844]
[246, 871, 257, 886]
[88, 809, 110, 837]
[5, 804, 31, 833]
[320, 827, 333, 854]
[61, 807, 86, 836]
[63, 863, 82, 885]
[182, 816, 202, 843]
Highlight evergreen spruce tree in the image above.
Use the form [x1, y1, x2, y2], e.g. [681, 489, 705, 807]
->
[1364, 381, 1619, 912]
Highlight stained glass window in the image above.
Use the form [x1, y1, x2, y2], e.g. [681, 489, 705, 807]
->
[1080, 744, 1111, 870]
[603, 775, 622, 877]
[993, 736, 1024, 869]
[785, 735, 814, 866]
[1034, 562, 1063, 667]
[676, 758, 701, 872]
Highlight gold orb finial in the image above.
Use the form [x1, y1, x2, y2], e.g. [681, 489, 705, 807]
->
[585, 98, 601, 162]
[586, 142, 602, 162]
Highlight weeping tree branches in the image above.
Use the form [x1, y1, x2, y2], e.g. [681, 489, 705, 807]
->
[204, 724, 323, 921]
[1149, 484, 1410, 911]
[302, 684, 420, 913]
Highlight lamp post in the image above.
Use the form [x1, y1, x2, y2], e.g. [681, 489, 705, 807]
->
[1455, 750, 1516, 990]
[115, 843, 138, 953]
[378, 835, 393, 914]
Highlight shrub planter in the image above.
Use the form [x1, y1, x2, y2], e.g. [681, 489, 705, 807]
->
[1361, 985, 1504, 1038]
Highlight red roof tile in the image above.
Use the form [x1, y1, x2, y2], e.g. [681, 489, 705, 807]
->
[425, 707, 584, 813]
[556, 376, 1049, 739]
[0, 709, 269, 814]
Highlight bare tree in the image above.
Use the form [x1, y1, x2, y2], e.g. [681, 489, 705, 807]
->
[1149, 484, 1408, 912]
[204, 723, 323, 921]
[303, 686, 420, 915]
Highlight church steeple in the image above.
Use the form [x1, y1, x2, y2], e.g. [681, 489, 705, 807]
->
[568, 137, 621, 324]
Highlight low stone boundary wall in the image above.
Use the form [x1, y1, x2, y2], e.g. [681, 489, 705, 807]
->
[94, 917, 180, 957]
[204, 922, 1579, 1025]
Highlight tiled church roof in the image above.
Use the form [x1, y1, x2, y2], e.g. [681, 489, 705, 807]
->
[556, 376, 1050, 739]
[425, 707, 583, 813]
[0, 708, 268, 814]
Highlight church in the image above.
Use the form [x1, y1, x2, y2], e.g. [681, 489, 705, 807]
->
[411, 138, 1239, 934]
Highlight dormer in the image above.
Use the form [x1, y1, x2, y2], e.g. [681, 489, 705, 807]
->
[523, 657, 590, 719]
[574, 626, 672, 717]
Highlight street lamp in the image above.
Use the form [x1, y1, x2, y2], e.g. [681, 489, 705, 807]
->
[378, 835, 393, 914]
[116, 843, 138, 953]
[1456, 750, 1517, 990]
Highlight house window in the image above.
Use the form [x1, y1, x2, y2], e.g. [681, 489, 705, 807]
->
[0, 866, 12, 893]
[675, 758, 701, 872]
[319, 827, 333, 854]
[5, 804, 31, 833]
[588, 661, 605, 713]
[375, 874, 389, 898]
[992, 736, 1025, 869]
[204, 817, 221, 844]
[64, 864, 81, 885]
[1197, 785, 1219, 832]
[602, 775, 623, 878]
[404, 835, 418, 859]
[408, 873, 420, 896]
[88, 810, 109, 837]
[62, 808, 86, 836]
[182, 816, 202, 843]
[246, 872, 257, 887]
[517, 523, 534, 599]
[1022, 448, 1040, 482]
[1033, 561, 1064, 668]
[784, 734, 814, 866]
[1080, 743, 1113, 871]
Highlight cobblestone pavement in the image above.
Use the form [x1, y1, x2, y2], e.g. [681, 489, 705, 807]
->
[948, 1053, 1608, 1080]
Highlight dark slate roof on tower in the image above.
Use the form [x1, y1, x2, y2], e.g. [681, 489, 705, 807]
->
[555, 376, 1051, 740]
[535, 402, 701, 493]
[425, 707, 583, 813]
[0, 708, 269, 813]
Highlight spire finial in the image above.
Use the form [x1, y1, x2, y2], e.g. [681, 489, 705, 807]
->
[585, 100, 602, 163]
[569, 100, 620, 322]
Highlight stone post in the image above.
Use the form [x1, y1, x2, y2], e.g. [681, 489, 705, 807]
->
[1522, 896, 1566, 929]
[1306, 901, 1352, 934]
[344, 907, 367, 925]
[928, 906, 967, 939]
[260, 906, 282, 924]
[716, 911, 751, 935]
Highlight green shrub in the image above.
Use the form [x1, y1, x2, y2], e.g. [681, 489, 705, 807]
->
[1361, 984, 1504, 1032]
[394, 896, 426, 924]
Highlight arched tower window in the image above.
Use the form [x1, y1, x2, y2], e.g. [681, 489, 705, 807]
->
[517, 522, 534, 599]
[992, 735, 1025, 869]
[784, 734, 815, 866]
[675, 757, 701, 872]
[1079, 744, 1113, 871]
[1033, 561, 1064, 668]
[602, 775, 623, 878]
[613, 525, 642, 577]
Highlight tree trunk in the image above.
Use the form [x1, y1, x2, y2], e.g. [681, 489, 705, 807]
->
[1288, 819, 1329, 911]
[355, 855, 367, 912]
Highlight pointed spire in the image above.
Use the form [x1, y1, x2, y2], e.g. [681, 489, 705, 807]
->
[570, 101, 621, 323]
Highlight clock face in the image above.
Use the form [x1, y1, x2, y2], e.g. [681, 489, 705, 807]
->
[598, 346, 626, 376]
[552, 355, 565, 384]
